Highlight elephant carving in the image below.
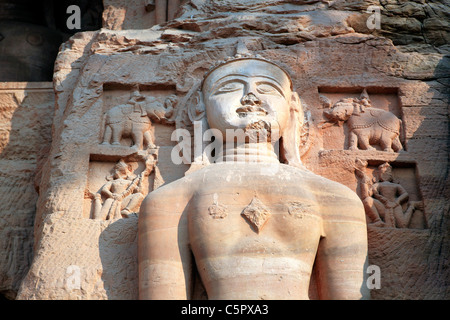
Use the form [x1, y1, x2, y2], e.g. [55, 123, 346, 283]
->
[101, 90, 176, 149]
[321, 94, 403, 152]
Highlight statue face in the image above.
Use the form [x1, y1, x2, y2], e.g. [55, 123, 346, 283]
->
[379, 165, 393, 182]
[202, 59, 293, 140]
[113, 162, 130, 179]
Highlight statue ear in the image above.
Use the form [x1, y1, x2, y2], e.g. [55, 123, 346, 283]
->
[183, 85, 212, 173]
[188, 87, 206, 123]
[281, 92, 304, 168]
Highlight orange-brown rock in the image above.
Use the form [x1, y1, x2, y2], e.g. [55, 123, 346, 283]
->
[0, 0, 445, 300]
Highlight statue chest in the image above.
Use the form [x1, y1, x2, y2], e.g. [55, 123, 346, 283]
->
[109, 179, 131, 193]
[186, 182, 323, 261]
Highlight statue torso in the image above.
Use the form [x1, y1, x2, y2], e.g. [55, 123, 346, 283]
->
[374, 181, 402, 200]
[186, 163, 324, 299]
[108, 178, 132, 193]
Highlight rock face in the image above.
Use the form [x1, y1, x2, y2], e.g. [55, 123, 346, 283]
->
[1, 0, 447, 299]
[0, 82, 54, 299]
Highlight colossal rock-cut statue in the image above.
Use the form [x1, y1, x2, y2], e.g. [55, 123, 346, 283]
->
[138, 56, 370, 300]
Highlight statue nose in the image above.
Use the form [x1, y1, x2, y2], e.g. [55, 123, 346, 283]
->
[241, 92, 261, 106]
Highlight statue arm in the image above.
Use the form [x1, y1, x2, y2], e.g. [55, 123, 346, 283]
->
[315, 189, 370, 300]
[100, 181, 114, 198]
[371, 185, 389, 206]
[359, 176, 371, 198]
[395, 185, 409, 205]
[120, 177, 139, 198]
[138, 182, 193, 300]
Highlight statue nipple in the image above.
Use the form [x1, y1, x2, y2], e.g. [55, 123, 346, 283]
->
[241, 196, 271, 234]
[208, 193, 228, 219]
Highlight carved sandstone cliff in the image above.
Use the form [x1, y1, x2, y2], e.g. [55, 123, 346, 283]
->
[0, 0, 447, 299]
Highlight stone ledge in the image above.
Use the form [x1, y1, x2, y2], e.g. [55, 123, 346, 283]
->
[318, 149, 416, 165]
[0, 82, 53, 90]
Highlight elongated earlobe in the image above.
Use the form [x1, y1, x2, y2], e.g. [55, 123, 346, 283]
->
[186, 88, 212, 171]
[281, 92, 304, 167]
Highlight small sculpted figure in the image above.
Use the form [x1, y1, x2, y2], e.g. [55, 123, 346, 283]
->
[138, 56, 370, 300]
[322, 92, 403, 152]
[354, 159, 388, 227]
[102, 89, 175, 149]
[90, 157, 155, 220]
[355, 160, 423, 229]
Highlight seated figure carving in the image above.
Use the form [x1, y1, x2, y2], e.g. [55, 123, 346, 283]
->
[355, 160, 423, 229]
[89, 157, 155, 220]
[371, 163, 423, 228]
[138, 56, 370, 300]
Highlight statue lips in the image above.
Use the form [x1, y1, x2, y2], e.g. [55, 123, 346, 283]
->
[236, 104, 268, 118]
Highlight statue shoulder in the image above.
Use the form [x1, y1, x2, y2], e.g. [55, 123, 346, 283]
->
[140, 175, 194, 217]
[301, 171, 365, 221]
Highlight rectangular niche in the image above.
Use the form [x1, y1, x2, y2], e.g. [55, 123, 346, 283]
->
[358, 160, 426, 229]
[100, 83, 177, 148]
[83, 156, 155, 220]
[318, 87, 406, 151]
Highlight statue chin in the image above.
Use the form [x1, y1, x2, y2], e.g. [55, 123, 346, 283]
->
[211, 111, 276, 132]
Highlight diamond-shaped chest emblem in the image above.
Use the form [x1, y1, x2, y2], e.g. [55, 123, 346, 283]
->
[241, 196, 271, 234]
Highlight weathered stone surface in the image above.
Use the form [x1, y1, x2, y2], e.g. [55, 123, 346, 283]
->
[17, 215, 138, 299]
[1, 0, 446, 300]
[103, 0, 185, 30]
[0, 82, 54, 299]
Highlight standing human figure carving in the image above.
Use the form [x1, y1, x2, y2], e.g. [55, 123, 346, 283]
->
[354, 159, 389, 227]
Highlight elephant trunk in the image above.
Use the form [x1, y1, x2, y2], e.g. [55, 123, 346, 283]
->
[147, 105, 168, 122]
[323, 108, 335, 120]
[164, 105, 174, 119]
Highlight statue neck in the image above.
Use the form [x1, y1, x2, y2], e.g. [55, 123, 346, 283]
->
[215, 142, 279, 164]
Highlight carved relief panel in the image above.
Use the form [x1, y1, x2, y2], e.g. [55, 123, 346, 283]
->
[81, 83, 183, 220]
[84, 150, 160, 220]
[319, 88, 405, 153]
[100, 84, 177, 151]
[315, 85, 432, 231]
[354, 159, 426, 229]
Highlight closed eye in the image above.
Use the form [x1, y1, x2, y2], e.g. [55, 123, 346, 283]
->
[256, 83, 283, 96]
[213, 82, 244, 95]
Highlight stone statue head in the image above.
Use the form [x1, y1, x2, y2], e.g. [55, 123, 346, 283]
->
[109, 160, 135, 180]
[196, 56, 304, 166]
[129, 88, 146, 103]
[378, 162, 394, 182]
